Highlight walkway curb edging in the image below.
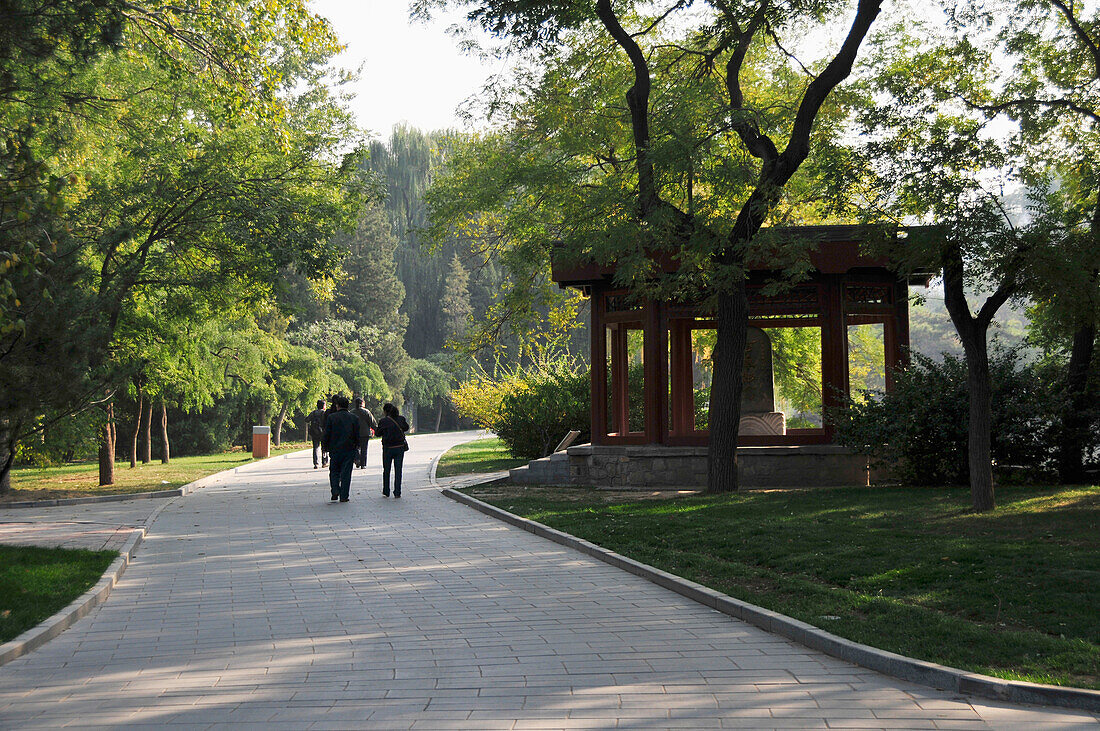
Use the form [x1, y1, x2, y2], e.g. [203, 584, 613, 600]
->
[441, 485, 1100, 713]
[1, 488, 186, 509]
[0, 527, 144, 668]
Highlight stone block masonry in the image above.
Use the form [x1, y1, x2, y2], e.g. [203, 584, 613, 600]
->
[567, 444, 874, 488]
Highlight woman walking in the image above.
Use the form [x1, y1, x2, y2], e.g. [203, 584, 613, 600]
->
[373, 403, 409, 498]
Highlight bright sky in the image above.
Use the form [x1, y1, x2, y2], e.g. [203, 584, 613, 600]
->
[308, 1, 499, 137]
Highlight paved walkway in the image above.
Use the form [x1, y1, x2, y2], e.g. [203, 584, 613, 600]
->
[0, 431, 1095, 729]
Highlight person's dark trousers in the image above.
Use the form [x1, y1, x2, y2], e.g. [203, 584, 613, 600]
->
[311, 438, 324, 467]
[328, 448, 356, 500]
[382, 446, 404, 496]
[358, 441, 368, 469]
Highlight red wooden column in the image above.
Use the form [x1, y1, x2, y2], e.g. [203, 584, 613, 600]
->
[643, 299, 667, 443]
[884, 278, 910, 391]
[821, 275, 849, 442]
[590, 288, 608, 444]
[668, 319, 693, 436]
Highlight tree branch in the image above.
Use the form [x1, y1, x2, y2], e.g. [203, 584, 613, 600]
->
[958, 93, 1100, 125]
[595, 0, 661, 215]
[776, 0, 882, 181]
[1049, 0, 1100, 79]
[631, 1, 688, 38]
[725, 3, 776, 162]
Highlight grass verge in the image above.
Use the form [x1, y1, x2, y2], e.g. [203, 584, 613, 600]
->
[5, 442, 309, 504]
[436, 437, 526, 478]
[0, 545, 116, 644]
[460, 482, 1100, 690]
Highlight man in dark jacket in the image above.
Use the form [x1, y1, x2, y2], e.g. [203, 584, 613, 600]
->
[321, 394, 359, 502]
[305, 399, 327, 468]
[350, 396, 378, 469]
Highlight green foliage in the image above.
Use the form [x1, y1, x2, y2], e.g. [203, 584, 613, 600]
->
[334, 360, 387, 408]
[0, 0, 370, 488]
[370, 125, 587, 366]
[405, 358, 452, 409]
[451, 364, 528, 434]
[422, 1, 863, 321]
[13, 409, 102, 467]
[496, 358, 591, 460]
[331, 200, 410, 386]
[767, 327, 824, 422]
[441, 254, 473, 345]
[833, 348, 1063, 485]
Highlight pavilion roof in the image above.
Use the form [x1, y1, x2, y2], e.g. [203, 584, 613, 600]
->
[550, 224, 937, 288]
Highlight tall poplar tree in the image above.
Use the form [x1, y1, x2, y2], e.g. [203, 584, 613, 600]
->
[441, 254, 473, 344]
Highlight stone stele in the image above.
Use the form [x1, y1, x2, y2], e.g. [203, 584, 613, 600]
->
[739, 327, 786, 436]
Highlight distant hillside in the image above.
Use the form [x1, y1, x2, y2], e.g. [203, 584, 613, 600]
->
[908, 284, 1031, 360]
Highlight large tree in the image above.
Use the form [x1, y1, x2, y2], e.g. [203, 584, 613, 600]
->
[935, 0, 1100, 483]
[0, 1, 368, 491]
[849, 1, 1100, 507]
[420, 0, 884, 491]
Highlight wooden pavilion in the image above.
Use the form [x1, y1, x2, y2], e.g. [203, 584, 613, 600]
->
[547, 225, 933, 487]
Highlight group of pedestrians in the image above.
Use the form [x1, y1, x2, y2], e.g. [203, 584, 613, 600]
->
[305, 396, 410, 502]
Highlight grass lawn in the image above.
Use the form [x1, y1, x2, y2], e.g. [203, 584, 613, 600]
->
[436, 437, 526, 478]
[460, 481, 1100, 690]
[5, 442, 310, 504]
[0, 545, 117, 643]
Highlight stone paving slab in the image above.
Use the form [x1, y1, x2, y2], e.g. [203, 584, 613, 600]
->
[0, 521, 137, 552]
[0, 431, 1095, 729]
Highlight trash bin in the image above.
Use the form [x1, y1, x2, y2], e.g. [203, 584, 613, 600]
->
[252, 425, 271, 459]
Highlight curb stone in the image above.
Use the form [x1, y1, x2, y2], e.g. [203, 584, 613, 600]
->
[441, 481, 1100, 714]
[0, 527, 144, 668]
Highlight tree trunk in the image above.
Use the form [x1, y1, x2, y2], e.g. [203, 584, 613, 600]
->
[434, 400, 444, 432]
[1058, 323, 1096, 483]
[273, 403, 287, 447]
[0, 417, 14, 496]
[160, 400, 170, 464]
[258, 401, 270, 427]
[141, 399, 152, 464]
[961, 332, 995, 511]
[706, 286, 750, 493]
[130, 387, 143, 469]
[941, 243, 1008, 512]
[99, 403, 115, 486]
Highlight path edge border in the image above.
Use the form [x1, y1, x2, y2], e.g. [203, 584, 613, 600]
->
[440, 484, 1100, 713]
[0, 527, 145, 668]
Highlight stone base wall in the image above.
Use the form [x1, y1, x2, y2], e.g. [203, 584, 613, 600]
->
[567, 444, 874, 489]
[509, 453, 570, 484]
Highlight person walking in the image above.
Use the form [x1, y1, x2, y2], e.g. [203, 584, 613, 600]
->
[305, 399, 327, 469]
[320, 395, 338, 468]
[373, 403, 409, 498]
[321, 395, 360, 502]
[350, 396, 378, 469]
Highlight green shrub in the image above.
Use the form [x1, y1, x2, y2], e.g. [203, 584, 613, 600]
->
[450, 366, 527, 434]
[832, 347, 1060, 485]
[452, 356, 590, 461]
[496, 360, 591, 460]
